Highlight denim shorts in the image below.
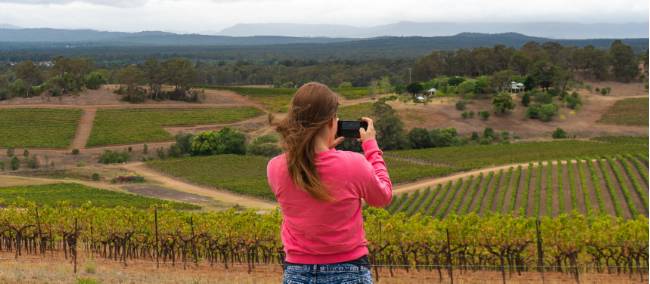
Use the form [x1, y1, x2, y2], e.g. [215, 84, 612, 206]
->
[282, 256, 373, 284]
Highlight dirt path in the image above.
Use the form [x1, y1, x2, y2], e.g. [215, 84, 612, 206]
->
[0, 174, 123, 191]
[393, 159, 599, 195]
[70, 108, 96, 150]
[121, 163, 278, 210]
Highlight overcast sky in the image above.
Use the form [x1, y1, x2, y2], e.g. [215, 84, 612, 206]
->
[0, 0, 647, 33]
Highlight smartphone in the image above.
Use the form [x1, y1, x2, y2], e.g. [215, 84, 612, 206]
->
[336, 120, 368, 138]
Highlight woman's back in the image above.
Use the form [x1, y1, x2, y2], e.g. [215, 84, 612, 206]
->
[267, 139, 392, 264]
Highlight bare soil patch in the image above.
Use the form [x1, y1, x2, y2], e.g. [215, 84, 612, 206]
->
[0, 253, 645, 284]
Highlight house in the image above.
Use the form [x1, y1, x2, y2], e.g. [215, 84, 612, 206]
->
[510, 81, 525, 93]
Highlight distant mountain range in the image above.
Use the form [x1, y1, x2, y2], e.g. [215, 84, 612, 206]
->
[0, 28, 350, 45]
[217, 21, 649, 39]
[0, 26, 647, 62]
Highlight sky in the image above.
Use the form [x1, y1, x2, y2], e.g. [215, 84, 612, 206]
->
[0, 0, 647, 33]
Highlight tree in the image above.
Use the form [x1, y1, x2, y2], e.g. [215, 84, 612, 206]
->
[162, 58, 196, 91]
[406, 82, 424, 95]
[117, 65, 144, 91]
[191, 128, 246, 155]
[84, 71, 106, 90]
[552, 128, 568, 139]
[527, 103, 558, 122]
[609, 40, 638, 82]
[490, 69, 515, 92]
[429, 128, 461, 147]
[142, 58, 165, 99]
[479, 111, 490, 121]
[14, 61, 42, 97]
[408, 128, 433, 149]
[564, 92, 582, 109]
[492, 92, 515, 114]
[373, 101, 407, 150]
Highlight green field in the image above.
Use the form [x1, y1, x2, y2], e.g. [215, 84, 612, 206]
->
[146, 154, 448, 200]
[208, 86, 370, 112]
[87, 107, 261, 146]
[388, 154, 649, 218]
[387, 139, 648, 171]
[598, 98, 648, 126]
[0, 183, 198, 209]
[338, 102, 374, 120]
[0, 108, 82, 148]
[147, 154, 273, 199]
[146, 138, 648, 201]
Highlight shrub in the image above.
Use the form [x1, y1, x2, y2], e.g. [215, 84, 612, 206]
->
[600, 87, 611, 95]
[527, 103, 558, 121]
[10, 156, 19, 170]
[429, 128, 462, 147]
[143, 144, 148, 154]
[565, 92, 582, 109]
[455, 100, 467, 111]
[483, 128, 496, 140]
[552, 128, 568, 139]
[6, 148, 14, 157]
[447, 76, 465, 86]
[456, 80, 475, 95]
[191, 128, 246, 156]
[71, 148, 80, 155]
[532, 90, 553, 104]
[174, 133, 194, 155]
[91, 173, 100, 181]
[112, 175, 145, 183]
[98, 150, 129, 164]
[408, 128, 433, 149]
[84, 72, 106, 90]
[27, 155, 38, 169]
[500, 131, 510, 142]
[471, 131, 480, 141]
[23, 149, 29, 157]
[156, 147, 166, 159]
[247, 135, 282, 156]
[521, 92, 531, 106]
[469, 111, 475, 118]
[167, 144, 183, 158]
[492, 92, 515, 114]
[479, 111, 490, 121]
[461, 111, 470, 119]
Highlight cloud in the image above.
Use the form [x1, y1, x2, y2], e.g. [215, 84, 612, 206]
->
[0, 0, 148, 7]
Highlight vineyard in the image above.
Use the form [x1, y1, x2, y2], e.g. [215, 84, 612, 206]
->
[0, 183, 197, 209]
[87, 107, 261, 147]
[0, 205, 646, 283]
[205, 86, 371, 112]
[387, 138, 648, 171]
[387, 154, 649, 219]
[146, 154, 454, 200]
[598, 98, 649, 126]
[0, 108, 82, 148]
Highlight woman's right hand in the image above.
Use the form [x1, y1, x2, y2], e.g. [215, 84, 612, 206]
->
[358, 117, 376, 143]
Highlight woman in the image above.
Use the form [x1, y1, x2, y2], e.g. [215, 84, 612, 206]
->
[267, 82, 392, 284]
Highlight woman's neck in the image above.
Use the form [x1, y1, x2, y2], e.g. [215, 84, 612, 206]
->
[314, 135, 331, 154]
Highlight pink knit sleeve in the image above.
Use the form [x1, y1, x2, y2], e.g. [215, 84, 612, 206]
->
[355, 138, 393, 207]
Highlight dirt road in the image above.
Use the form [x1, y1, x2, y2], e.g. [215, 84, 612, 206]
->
[121, 163, 278, 210]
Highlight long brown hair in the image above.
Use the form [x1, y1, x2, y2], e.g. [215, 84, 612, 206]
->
[272, 82, 339, 202]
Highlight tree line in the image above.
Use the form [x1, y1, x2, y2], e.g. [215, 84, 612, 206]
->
[413, 40, 647, 83]
[0, 40, 646, 101]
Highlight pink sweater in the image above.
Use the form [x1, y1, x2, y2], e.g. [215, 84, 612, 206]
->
[266, 138, 392, 264]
